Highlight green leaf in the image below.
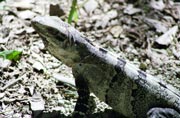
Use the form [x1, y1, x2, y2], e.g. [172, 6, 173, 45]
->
[0, 50, 22, 62]
[68, 0, 78, 24]
[73, 8, 78, 22]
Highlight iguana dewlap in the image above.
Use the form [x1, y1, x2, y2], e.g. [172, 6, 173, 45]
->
[32, 16, 180, 118]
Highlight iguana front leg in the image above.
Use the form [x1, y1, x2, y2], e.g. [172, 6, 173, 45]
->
[71, 61, 117, 117]
[72, 63, 96, 118]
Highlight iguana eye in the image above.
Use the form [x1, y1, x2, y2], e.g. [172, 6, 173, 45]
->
[78, 63, 82, 67]
[47, 27, 59, 35]
[56, 32, 67, 42]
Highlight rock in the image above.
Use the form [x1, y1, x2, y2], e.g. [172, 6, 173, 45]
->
[31, 45, 41, 54]
[9, 0, 34, 10]
[0, 37, 9, 44]
[32, 61, 45, 72]
[18, 10, 36, 20]
[84, 0, 98, 14]
[58, 99, 65, 105]
[0, 93, 5, 99]
[150, 0, 165, 11]
[53, 73, 75, 86]
[52, 106, 66, 113]
[26, 27, 35, 33]
[95, 10, 118, 28]
[165, 2, 180, 20]
[103, 2, 111, 12]
[95, 17, 109, 28]
[144, 18, 168, 33]
[124, 4, 141, 15]
[30, 92, 45, 111]
[107, 10, 118, 19]
[0, 58, 11, 68]
[79, 8, 88, 17]
[155, 25, 178, 46]
[110, 25, 123, 38]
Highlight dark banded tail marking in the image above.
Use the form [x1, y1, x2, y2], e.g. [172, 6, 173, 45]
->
[99, 48, 108, 54]
[138, 70, 147, 80]
[117, 57, 126, 71]
[158, 82, 167, 88]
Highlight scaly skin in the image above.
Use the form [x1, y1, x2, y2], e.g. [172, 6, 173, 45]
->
[32, 16, 180, 118]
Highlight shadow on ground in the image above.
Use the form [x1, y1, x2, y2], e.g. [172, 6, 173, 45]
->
[32, 109, 127, 118]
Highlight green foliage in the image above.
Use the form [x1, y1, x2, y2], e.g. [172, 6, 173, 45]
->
[0, 50, 22, 62]
[68, 0, 78, 24]
[67, 0, 89, 24]
[0, 0, 5, 2]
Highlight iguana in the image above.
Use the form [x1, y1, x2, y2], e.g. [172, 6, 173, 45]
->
[31, 16, 180, 118]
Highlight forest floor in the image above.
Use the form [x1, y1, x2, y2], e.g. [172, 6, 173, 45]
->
[0, 0, 180, 118]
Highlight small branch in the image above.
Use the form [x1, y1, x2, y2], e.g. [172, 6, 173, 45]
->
[0, 73, 26, 91]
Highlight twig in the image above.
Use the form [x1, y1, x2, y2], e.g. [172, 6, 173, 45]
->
[0, 73, 26, 91]
[53, 73, 76, 87]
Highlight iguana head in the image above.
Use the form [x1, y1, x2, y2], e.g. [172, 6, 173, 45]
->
[31, 16, 82, 66]
[32, 16, 70, 44]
